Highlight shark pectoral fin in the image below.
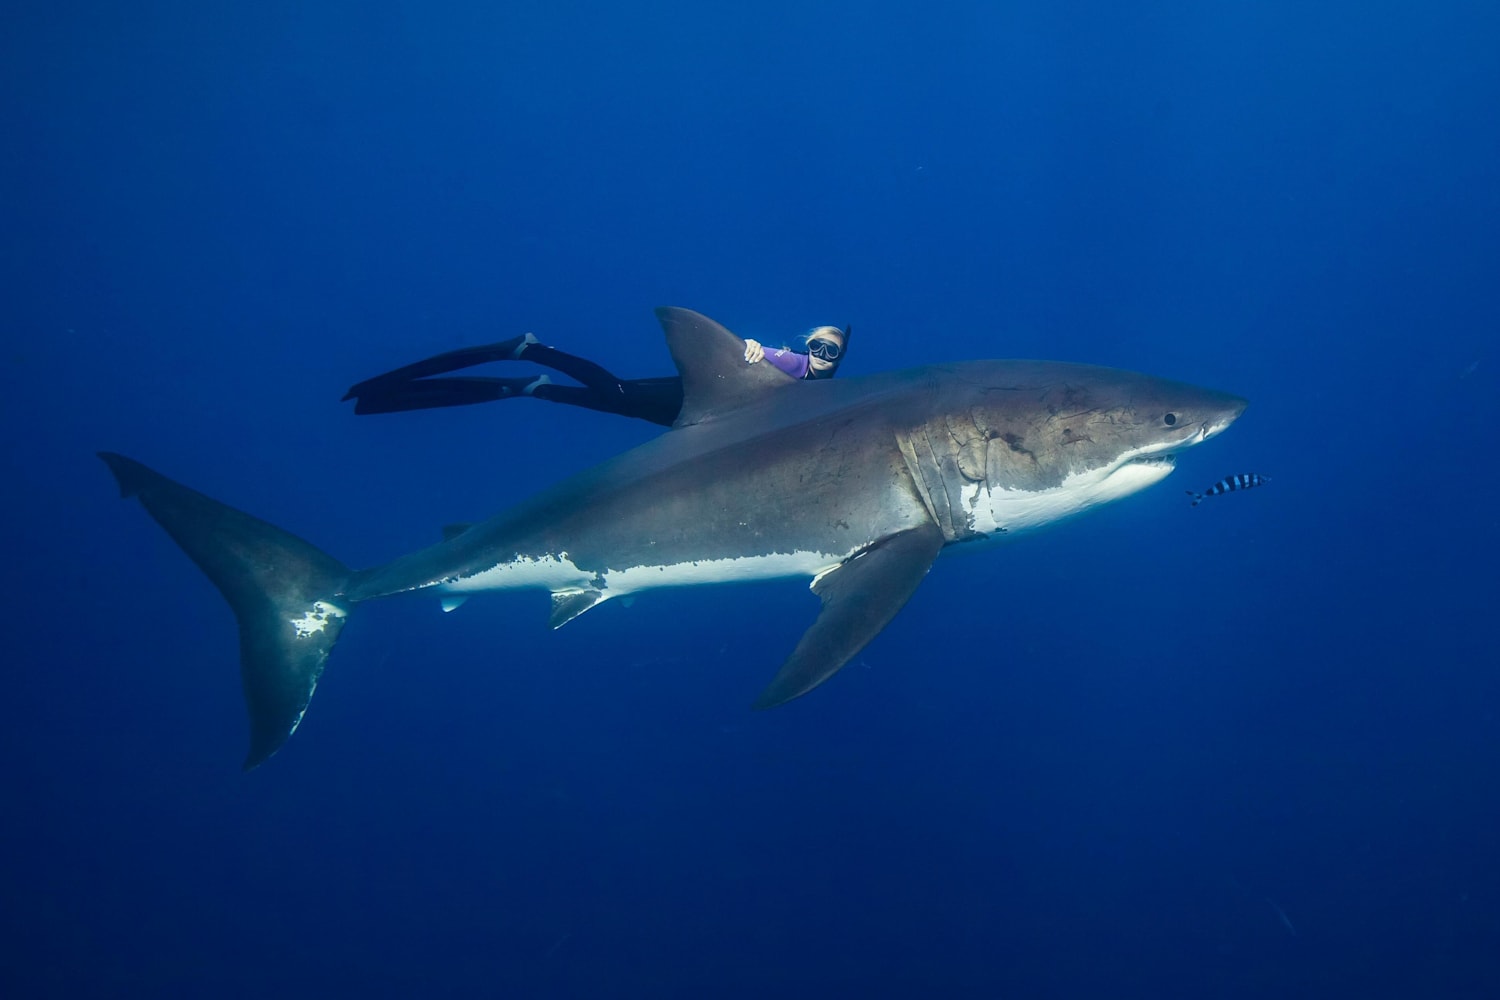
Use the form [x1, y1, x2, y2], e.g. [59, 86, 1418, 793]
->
[752, 522, 945, 709]
[549, 588, 608, 629]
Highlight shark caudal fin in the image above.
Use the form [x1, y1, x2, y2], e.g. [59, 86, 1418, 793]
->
[99, 453, 352, 769]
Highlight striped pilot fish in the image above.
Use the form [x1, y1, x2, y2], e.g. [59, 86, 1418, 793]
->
[1187, 473, 1270, 506]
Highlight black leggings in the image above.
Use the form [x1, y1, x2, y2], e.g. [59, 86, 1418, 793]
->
[343, 338, 685, 428]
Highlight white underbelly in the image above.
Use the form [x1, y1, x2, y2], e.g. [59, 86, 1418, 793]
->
[962, 460, 1174, 536]
[440, 547, 849, 597]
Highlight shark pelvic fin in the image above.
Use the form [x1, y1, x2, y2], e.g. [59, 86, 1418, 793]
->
[656, 306, 797, 428]
[549, 588, 608, 629]
[753, 522, 945, 709]
[99, 453, 352, 770]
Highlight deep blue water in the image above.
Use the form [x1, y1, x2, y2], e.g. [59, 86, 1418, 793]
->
[4, 2, 1498, 996]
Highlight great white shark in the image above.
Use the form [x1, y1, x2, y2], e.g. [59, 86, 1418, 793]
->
[101, 307, 1247, 768]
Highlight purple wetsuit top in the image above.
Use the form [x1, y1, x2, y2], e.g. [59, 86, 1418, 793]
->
[762, 346, 810, 380]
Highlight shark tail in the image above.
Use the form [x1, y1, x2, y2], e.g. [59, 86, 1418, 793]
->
[99, 453, 353, 769]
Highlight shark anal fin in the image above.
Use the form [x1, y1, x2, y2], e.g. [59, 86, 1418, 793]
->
[549, 589, 607, 629]
[753, 522, 945, 709]
[440, 596, 469, 613]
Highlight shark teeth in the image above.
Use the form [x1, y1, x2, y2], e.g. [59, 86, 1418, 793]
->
[1127, 452, 1176, 468]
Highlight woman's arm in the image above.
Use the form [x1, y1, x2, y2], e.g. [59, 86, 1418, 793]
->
[743, 339, 810, 379]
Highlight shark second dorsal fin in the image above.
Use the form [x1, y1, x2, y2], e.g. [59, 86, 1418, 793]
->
[655, 306, 796, 428]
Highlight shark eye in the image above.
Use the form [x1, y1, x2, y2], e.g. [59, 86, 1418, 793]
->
[1163, 412, 1178, 426]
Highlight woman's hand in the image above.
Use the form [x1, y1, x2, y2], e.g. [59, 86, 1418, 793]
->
[743, 339, 765, 364]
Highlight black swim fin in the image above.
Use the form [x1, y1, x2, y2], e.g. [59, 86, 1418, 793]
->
[342, 335, 537, 400]
[348, 376, 537, 414]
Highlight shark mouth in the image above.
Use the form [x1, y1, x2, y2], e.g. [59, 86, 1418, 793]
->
[1127, 452, 1177, 470]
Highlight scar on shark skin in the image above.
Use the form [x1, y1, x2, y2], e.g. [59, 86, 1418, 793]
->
[290, 601, 346, 638]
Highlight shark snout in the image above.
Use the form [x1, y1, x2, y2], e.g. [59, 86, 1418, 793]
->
[1201, 393, 1248, 441]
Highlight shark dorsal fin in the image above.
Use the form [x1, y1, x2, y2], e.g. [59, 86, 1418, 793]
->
[656, 306, 796, 428]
